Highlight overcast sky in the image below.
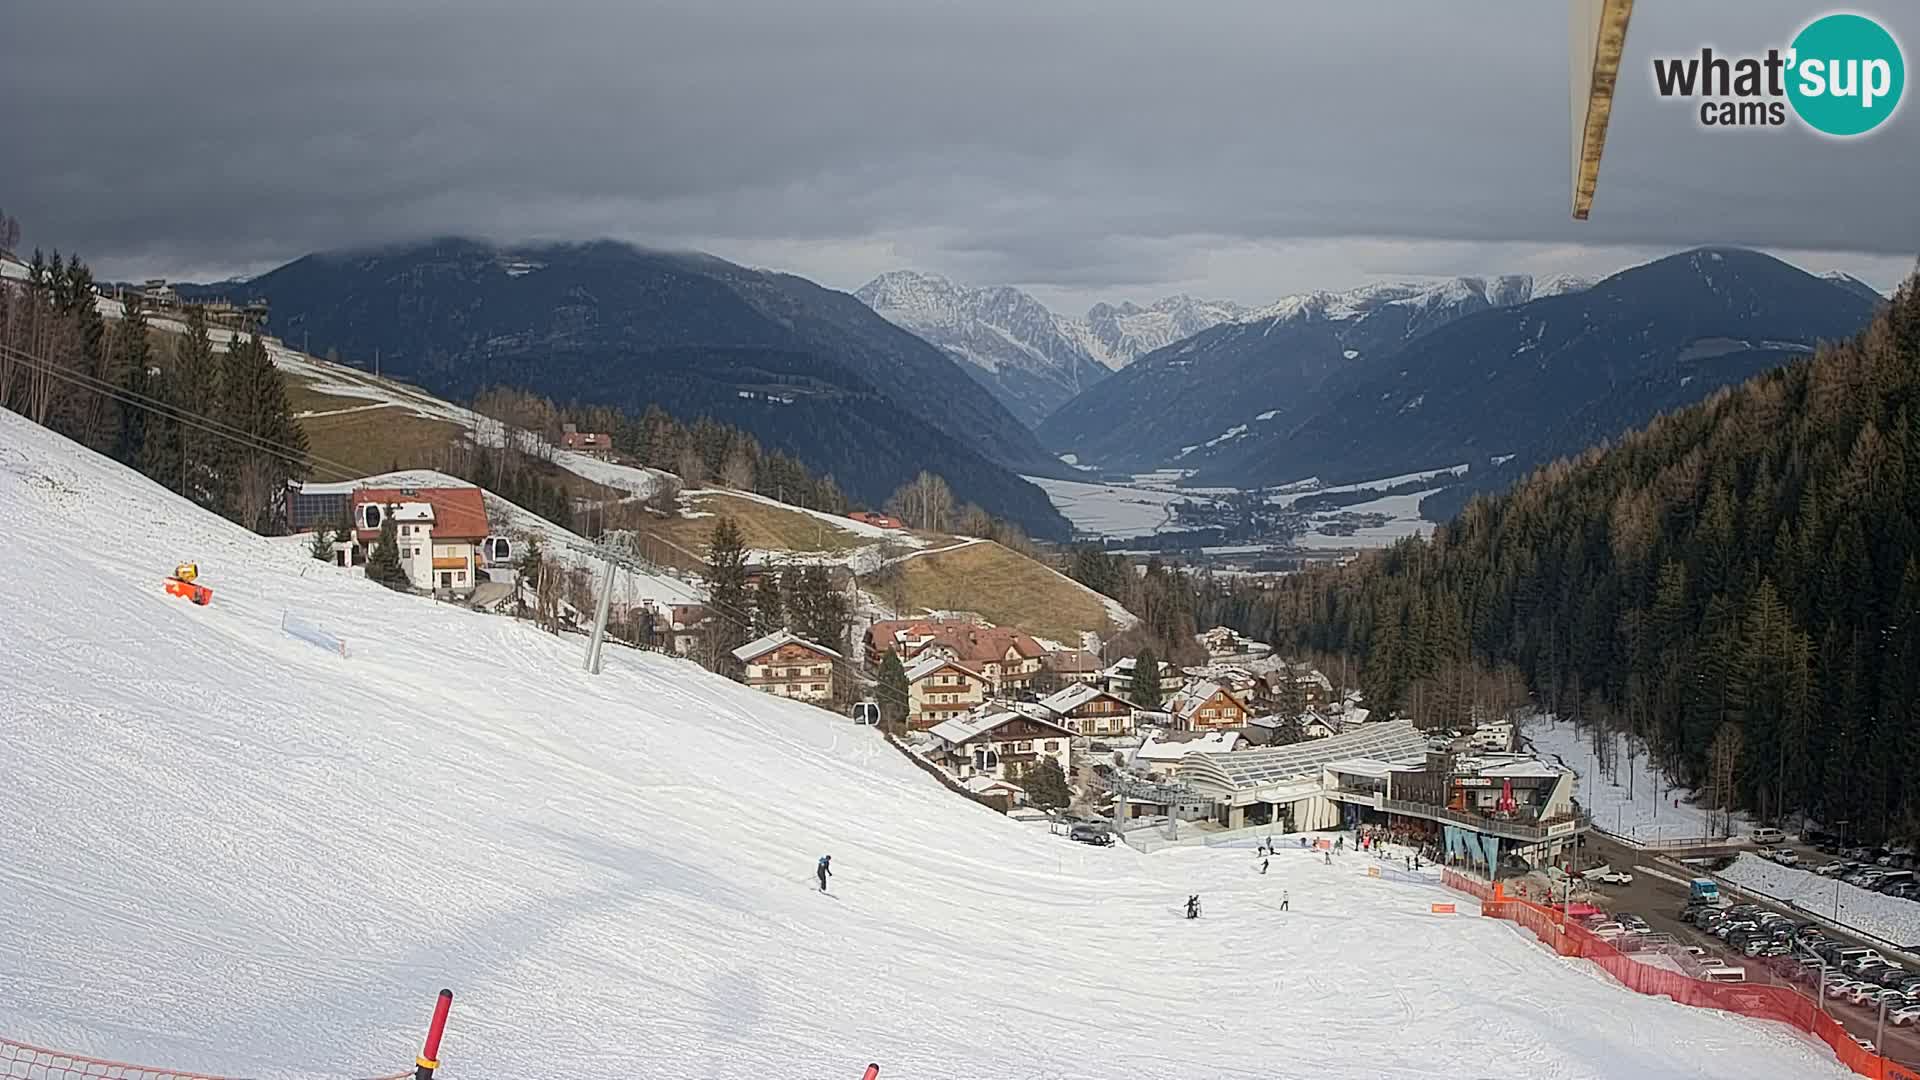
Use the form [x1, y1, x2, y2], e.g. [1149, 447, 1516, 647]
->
[3, 0, 1915, 311]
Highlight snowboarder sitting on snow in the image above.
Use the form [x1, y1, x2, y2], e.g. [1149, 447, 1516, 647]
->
[1185, 894, 1201, 919]
[817, 855, 833, 892]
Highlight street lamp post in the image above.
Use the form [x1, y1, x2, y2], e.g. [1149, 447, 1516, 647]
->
[1792, 936, 1830, 1034]
[1876, 990, 1888, 1061]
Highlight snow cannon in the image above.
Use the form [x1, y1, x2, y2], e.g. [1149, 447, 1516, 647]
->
[164, 564, 213, 606]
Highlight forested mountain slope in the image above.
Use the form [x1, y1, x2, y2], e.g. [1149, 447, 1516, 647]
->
[1211, 278, 1920, 837]
[189, 239, 1069, 538]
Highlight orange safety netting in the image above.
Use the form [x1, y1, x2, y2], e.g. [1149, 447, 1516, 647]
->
[1466, 887, 1920, 1080]
[1, 1036, 411, 1080]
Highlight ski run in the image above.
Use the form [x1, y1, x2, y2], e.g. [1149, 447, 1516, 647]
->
[1, 408, 1851, 1079]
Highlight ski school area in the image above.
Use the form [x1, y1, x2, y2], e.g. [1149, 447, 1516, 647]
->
[0, 407, 1870, 1080]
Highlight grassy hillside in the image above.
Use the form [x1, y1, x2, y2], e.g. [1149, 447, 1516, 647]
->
[892, 541, 1119, 644]
[625, 490, 895, 569]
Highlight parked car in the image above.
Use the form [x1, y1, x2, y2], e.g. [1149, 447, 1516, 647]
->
[1817, 862, 1849, 876]
[1068, 823, 1113, 846]
[1848, 984, 1883, 1006]
[1752, 827, 1788, 845]
[1769, 849, 1801, 867]
[1854, 1037, 1877, 1054]
[1890, 1005, 1920, 1027]
[1592, 870, 1634, 885]
[1826, 980, 1858, 1000]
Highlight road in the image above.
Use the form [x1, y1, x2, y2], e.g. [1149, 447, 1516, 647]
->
[1579, 833, 1920, 1065]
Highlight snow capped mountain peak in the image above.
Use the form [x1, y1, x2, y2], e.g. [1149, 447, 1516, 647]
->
[1238, 273, 1593, 329]
[855, 269, 967, 324]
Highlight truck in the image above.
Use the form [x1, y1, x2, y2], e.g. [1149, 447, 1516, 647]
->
[1689, 878, 1723, 906]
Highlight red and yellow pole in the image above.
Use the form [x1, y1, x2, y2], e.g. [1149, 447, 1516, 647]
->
[416, 989, 453, 1080]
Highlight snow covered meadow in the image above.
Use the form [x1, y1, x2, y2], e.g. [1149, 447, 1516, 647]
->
[1025, 466, 1457, 548]
[0, 412, 1854, 1080]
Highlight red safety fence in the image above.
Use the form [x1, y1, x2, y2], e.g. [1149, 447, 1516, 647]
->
[1475, 891, 1920, 1080]
[1441, 868, 1493, 902]
[0, 1037, 411, 1080]
[3, 988, 451, 1080]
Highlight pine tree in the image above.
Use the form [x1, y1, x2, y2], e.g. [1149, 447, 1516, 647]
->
[799, 564, 846, 652]
[876, 651, 911, 734]
[1021, 756, 1073, 811]
[1132, 647, 1163, 709]
[364, 507, 410, 591]
[112, 298, 154, 467]
[309, 527, 335, 562]
[170, 307, 224, 509]
[751, 578, 785, 636]
[781, 565, 811, 641]
[704, 516, 751, 675]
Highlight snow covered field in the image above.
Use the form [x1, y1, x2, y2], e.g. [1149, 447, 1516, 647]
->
[1720, 854, 1920, 949]
[0, 412, 1853, 1080]
[1027, 468, 1456, 549]
[1525, 716, 1753, 844]
[1022, 473, 1191, 537]
[1293, 487, 1442, 548]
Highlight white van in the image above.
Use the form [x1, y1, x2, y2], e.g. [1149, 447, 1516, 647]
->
[1702, 965, 1747, 983]
[1751, 827, 1787, 845]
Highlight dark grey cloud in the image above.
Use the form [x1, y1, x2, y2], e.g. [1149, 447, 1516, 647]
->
[3, 0, 1914, 303]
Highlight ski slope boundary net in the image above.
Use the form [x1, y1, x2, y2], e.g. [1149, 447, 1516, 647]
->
[1440, 871, 1920, 1080]
[0, 1037, 410, 1080]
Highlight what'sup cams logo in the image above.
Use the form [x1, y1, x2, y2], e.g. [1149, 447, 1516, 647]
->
[1653, 12, 1905, 136]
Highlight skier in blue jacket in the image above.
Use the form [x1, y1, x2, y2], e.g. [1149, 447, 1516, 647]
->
[817, 855, 833, 892]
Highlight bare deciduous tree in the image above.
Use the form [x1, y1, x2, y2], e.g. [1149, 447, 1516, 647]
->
[886, 470, 955, 532]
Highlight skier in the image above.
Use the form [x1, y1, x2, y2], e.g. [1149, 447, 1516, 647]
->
[1281, 889, 1290, 912]
[1261, 855, 1270, 875]
[1185, 894, 1201, 919]
[817, 854, 833, 892]
[1324, 850, 1332, 866]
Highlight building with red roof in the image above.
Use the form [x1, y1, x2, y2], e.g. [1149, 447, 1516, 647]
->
[349, 485, 490, 596]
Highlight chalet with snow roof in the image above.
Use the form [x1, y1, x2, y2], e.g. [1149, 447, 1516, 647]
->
[1098, 656, 1177, 702]
[904, 654, 991, 730]
[731, 631, 841, 702]
[350, 486, 490, 597]
[1164, 679, 1251, 733]
[1037, 683, 1136, 739]
[927, 710, 1074, 785]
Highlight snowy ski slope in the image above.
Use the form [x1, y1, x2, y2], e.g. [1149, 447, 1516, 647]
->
[0, 411, 1852, 1080]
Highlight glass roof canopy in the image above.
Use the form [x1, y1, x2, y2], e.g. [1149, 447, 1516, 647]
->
[1179, 719, 1429, 794]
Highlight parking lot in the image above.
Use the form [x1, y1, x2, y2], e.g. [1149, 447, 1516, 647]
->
[1579, 832, 1920, 1068]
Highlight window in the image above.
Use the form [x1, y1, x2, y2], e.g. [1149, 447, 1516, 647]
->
[362, 503, 382, 530]
[1016, 741, 1032, 753]
[1045, 741, 1059, 752]
[456, 572, 466, 584]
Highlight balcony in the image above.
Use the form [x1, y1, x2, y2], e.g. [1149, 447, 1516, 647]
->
[1380, 798, 1591, 843]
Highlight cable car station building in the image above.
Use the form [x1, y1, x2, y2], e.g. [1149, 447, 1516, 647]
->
[1173, 719, 1587, 871]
